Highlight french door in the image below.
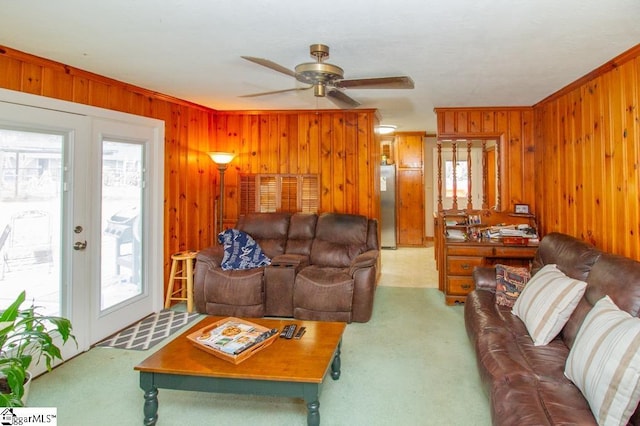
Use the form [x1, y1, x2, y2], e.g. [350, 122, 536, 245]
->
[91, 119, 161, 341]
[0, 92, 164, 371]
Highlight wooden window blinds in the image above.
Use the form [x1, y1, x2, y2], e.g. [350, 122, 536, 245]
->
[240, 174, 319, 214]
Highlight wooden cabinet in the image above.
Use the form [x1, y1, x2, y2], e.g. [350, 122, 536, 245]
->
[397, 132, 424, 169]
[396, 132, 425, 246]
[397, 169, 424, 245]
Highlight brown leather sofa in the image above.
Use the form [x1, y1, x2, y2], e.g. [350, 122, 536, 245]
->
[465, 232, 640, 425]
[194, 212, 379, 323]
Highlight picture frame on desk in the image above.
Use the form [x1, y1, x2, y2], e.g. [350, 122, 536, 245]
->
[514, 204, 530, 214]
[468, 214, 481, 225]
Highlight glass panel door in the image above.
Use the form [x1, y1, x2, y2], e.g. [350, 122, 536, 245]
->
[0, 128, 63, 316]
[90, 118, 157, 343]
[0, 104, 89, 375]
[1, 93, 164, 368]
[101, 140, 144, 311]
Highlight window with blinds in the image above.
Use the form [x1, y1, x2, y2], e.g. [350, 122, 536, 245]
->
[240, 174, 319, 214]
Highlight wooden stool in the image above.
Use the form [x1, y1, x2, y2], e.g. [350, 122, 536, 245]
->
[164, 250, 197, 313]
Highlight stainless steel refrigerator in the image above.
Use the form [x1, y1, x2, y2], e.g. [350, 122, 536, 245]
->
[380, 164, 397, 249]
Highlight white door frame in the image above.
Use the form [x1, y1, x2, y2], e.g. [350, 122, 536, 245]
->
[0, 88, 164, 358]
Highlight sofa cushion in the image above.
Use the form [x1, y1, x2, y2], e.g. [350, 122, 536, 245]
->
[236, 212, 290, 258]
[294, 265, 354, 312]
[203, 267, 264, 305]
[512, 264, 587, 346]
[495, 264, 530, 308]
[310, 213, 368, 267]
[563, 252, 640, 349]
[490, 377, 596, 426]
[565, 296, 640, 426]
[530, 232, 601, 280]
[465, 289, 528, 349]
[285, 213, 317, 256]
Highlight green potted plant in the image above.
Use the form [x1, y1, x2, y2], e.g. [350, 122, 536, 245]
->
[0, 290, 75, 407]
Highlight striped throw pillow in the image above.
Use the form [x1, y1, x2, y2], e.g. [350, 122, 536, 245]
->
[512, 263, 587, 346]
[565, 296, 640, 426]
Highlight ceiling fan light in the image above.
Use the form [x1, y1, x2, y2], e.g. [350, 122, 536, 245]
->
[376, 125, 396, 135]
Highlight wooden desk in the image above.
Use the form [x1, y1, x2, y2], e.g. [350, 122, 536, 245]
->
[442, 240, 538, 305]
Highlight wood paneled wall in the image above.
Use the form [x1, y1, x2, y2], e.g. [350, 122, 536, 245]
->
[213, 110, 380, 227]
[533, 44, 640, 259]
[0, 45, 381, 281]
[434, 107, 536, 212]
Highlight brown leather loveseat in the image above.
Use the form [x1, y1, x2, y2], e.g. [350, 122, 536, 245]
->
[465, 232, 640, 425]
[194, 212, 379, 323]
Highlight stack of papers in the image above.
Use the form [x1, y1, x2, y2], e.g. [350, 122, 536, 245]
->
[500, 228, 526, 237]
[446, 229, 467, 240]
[485, 225, 538, 240]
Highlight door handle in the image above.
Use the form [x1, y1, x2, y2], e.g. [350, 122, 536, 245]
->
[73, 240, 87, 251]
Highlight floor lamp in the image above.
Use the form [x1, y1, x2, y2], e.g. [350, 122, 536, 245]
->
[207, 152, 235, 240]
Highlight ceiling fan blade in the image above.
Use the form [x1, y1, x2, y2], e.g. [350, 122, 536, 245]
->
[335, 76, 415, 89]
[241, 56, 296, 78]
[326, 89, 361, 109]
[239, 86, 313, 98]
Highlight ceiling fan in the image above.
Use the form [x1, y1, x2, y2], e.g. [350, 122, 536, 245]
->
[240, 43, 414, 109]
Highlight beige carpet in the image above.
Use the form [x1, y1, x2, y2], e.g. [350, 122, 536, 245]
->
[379, 245, 439, 288]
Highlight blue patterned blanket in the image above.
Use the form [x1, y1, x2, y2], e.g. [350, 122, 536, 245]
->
[218, 229, 271, 270]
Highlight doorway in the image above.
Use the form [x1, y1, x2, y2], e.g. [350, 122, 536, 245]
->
[0, 91, 164, 370]
[433, 139, 498, 211]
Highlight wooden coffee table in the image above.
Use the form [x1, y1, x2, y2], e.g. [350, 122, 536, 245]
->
[134, 316, 346, 426]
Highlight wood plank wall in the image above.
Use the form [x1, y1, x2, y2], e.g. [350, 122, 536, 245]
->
[0, 45, 381, 282]
[214, 111, 380, 227]
[533, 44, 640, 260]
[434, 107, 536, 212]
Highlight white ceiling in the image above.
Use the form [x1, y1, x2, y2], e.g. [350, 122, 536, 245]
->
[1, 0, 639, 133]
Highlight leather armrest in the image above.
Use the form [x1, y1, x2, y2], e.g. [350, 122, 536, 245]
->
[195, 246, 223, 269]
[349, 249, 379, 275]
[472, 266, 497, 291]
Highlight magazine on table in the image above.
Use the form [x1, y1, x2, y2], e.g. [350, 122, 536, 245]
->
[194, 319, 277, 355]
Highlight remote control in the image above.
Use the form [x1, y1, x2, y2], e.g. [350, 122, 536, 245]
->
[280, 325, 289, 337]
[279, 325, 292, 338]
[284, 324, 297, 339]
[280, 324, 296, 338]
[294, 326, 306, 339]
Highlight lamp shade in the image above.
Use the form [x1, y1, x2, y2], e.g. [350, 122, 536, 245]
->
[208, 152, 235, 165]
